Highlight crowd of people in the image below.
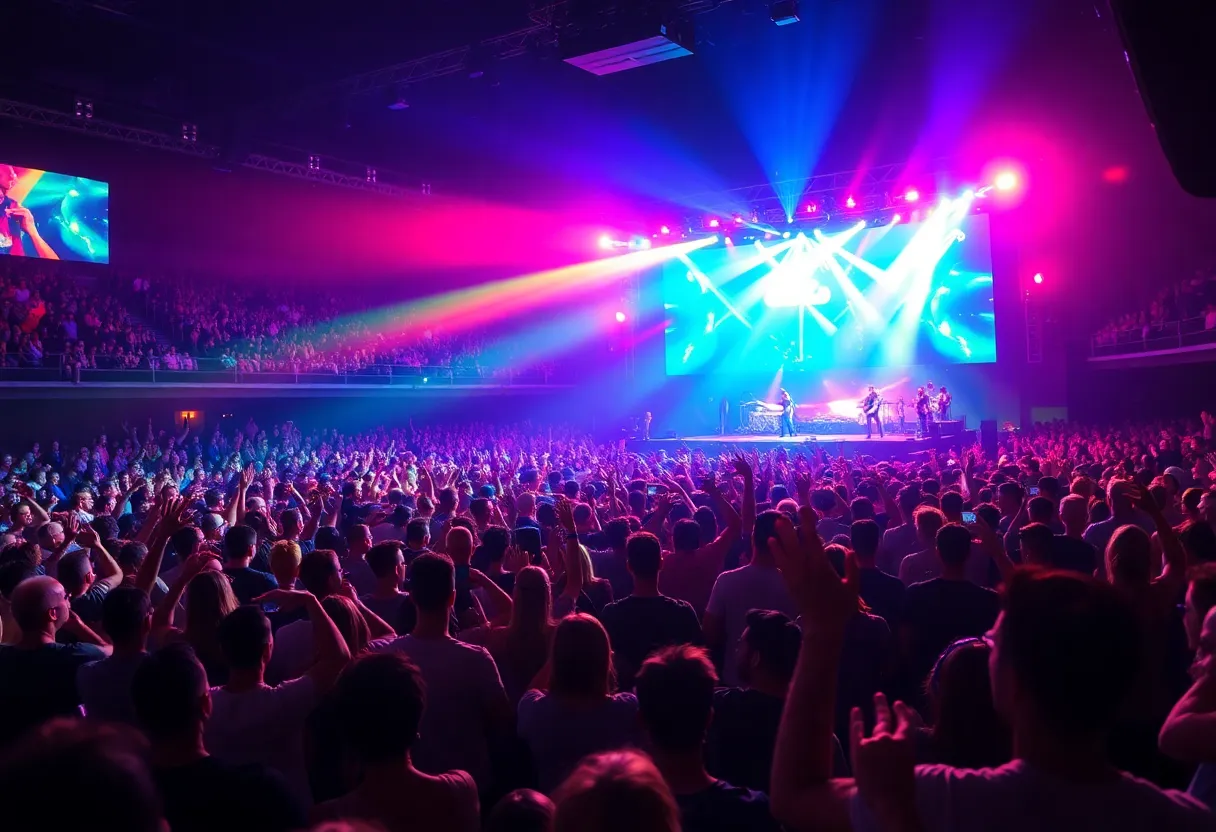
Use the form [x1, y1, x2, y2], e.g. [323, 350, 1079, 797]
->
[4, 411, 1216, 830]
[0, 257, 155, 370]
[1093, 266, 1216, 349]
[0, 258, 563, 380]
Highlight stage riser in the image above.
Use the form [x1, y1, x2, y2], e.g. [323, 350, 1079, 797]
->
[628, 431, 975, 462]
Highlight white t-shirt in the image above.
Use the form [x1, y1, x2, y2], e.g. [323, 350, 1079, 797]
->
[205, 676, 318, 807]
[706, 564, 798, 686]
[265, 618, 314, 685]
[850, 761, 1216, 832]
[899, 549, 941, 586]
[374, 634, 507, 789]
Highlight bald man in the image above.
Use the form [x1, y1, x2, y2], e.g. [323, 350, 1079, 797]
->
[0, 576, 109, 747]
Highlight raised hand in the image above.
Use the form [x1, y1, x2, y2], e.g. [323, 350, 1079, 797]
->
[556, 497, 577, 533]
[849, 694, 919, 824]
[503, 545, 530, 574]
[769, 507, 858, 633]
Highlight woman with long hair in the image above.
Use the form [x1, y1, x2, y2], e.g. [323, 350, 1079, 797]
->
[518, 614, 642, 793]
[463, 564, 555, 706]
[151, 553, 238, 685]
[919, 638, 1010, 768]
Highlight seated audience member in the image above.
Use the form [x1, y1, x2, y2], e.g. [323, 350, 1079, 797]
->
[131, 643, 306, 832]
[0, 718, 163, 832]
[850, 518, 905, 629]
[918, 637, 1010, 768]
[519, 613, 642, 793]
[600, 531, 702, 692]
[221, 524, 277, 605]
[310, 653, 480, 832]
[704, 510, 798, 687]
[77, 586, 151, 725]
[707, 609, 844, 792]
[376, 552, 511, 791]
[897, 506, 948, 586]
[767, 505, 1215, 832]
[487, 789, 555, 832]
[0, 576, 108, 746]
[552, 749, 681, 832]
[635, 644, 779, 831]
[207, 589, 351, 806]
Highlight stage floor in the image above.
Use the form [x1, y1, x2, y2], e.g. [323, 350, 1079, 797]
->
[628, 431, 972, 460]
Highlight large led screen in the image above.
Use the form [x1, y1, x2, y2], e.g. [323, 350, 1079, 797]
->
[0, 164, 109, 263]
[663, 205, 995, 374]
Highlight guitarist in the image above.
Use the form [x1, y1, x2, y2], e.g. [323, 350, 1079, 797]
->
[861, 385, 883, 439]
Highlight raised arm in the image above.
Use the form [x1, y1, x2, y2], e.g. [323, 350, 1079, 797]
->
[256, 589, 351, 691]
[733, 455, 756, 546]
[76, 524, 123, 593]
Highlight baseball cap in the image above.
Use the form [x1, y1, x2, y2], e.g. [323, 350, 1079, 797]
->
[200, 513, 226, 533]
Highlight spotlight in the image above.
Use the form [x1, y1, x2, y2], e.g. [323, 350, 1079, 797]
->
[845, 195, 856, 209]
[805, 202, 818, 213]
[893, 214, 902, 222]
[903, 188, 919, 202]
[181, 123, 198, 143]
[770, 0, 800, 25]
[782, 231, 791, 239]
[724, 236, 734, 246]
[74, 98, 94, 119]
[598, 234, 614, 250]
[630, 237, 652, 250]
[708, 218, 720, 228]
[615, 311, 627, 323]
[307, 154, 322, 172]
[660, 225, 670, 235]
[1033, 272, 1044, 284]
[733, 213, 744, 225]
[995, 171, 1018, 191]
[365, 167, 377, 184]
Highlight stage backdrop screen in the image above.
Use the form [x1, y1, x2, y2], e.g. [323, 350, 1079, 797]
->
[663, 209, 995, 375]
[0, 163, 109, 263]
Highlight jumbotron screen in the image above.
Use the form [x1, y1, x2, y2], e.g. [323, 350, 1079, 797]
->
[662, 207, 995, 375]
[0, 163, 109, 263]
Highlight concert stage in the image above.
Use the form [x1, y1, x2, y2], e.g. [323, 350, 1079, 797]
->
[627, 430, 974, 461]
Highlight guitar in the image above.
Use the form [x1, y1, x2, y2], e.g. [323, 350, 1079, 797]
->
[862, 396, 883, 417]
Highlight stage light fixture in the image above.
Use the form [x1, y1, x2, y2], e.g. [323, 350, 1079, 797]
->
[733, 213, 744, 225]
[660, 225, 670, 235]
[782, 231, 791, 239]
[724, 236, 734, 246]
[1033, 272, 1044, 284]
[770, 0, 800, 25]
[708, 218, 721, 228]
[805, 202, 818, 213]
[74, 98, 94, 119]
[598, 234, 614, 250]
[904, 188, 919, 202]
[181, 123, 198, 143]
[615, 311, 627, 323]
[845, 195, 857, 208]
[995, 171, 1018, 191]
[307, 155, 322, 172]
[365, 167, 377, 184]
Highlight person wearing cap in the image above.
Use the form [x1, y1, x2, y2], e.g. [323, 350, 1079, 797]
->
[200, 513, 226, 543]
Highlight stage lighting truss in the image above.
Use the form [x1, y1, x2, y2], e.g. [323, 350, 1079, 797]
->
[670, 158, 995, 239]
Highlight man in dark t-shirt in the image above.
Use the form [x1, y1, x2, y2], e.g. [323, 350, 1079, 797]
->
[902, 524, 1000, 691]
[132, 644, 306, 832]
[0, 576, 108, 747]
[636, 645, 779, 832]
[222, 525, 278, 605]
[600, 531, 702, 691]
[851, 519, 906, 630]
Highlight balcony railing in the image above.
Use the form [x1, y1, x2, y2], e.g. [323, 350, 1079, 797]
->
[0, 354, 559, 386]
[1090, 316, 1216, 358]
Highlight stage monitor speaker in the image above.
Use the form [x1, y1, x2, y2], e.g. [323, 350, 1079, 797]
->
[980, 420, 998, 460]
[1109, 0, 1216, 196]
[928, 422, 941, 439]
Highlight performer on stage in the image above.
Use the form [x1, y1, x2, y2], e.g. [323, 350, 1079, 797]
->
[896, 397, 906, 435]
[779, 389, 796, 437]
[719, 397, 729, 436]
[861, 386, 883, 439]
[937, 386, 952, 421]
[642, 411, 652, 440]
[915, 387, 931, 437]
